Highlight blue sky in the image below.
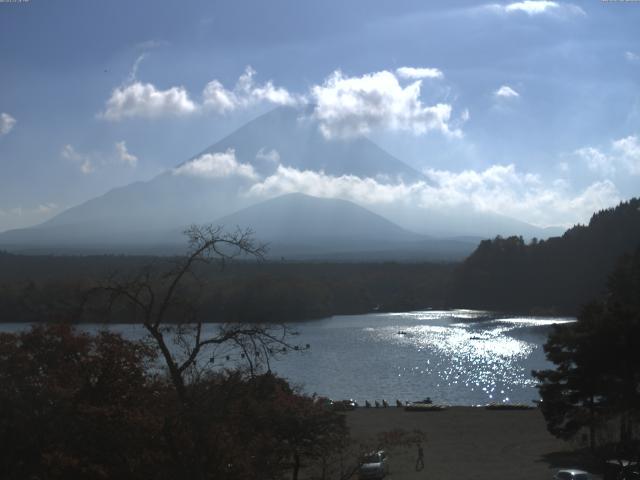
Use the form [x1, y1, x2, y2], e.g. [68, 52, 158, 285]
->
[0, 0, 639, 231]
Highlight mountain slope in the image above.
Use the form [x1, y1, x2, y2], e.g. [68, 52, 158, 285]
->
[215, 192, 420, 243]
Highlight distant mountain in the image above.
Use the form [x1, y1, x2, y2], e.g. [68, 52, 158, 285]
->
[0, 106, 560, 255]
[451, 198, 640, 313]
[211, 193, 476, 260]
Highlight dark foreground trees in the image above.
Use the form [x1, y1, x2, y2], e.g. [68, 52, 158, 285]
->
[0, 324, 349, 480]
[534, 247, 640, 455]
[0, 324, 164, 479]
[0, 226, 351, 479]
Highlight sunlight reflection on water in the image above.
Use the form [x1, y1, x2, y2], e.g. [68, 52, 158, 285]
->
[270, 310, 575, 405]
[0, 311, 575, 406]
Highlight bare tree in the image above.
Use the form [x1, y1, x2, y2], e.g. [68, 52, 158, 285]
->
[84, 224, 301, 403]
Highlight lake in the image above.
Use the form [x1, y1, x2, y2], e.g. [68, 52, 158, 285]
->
[0, 310, 574, 406]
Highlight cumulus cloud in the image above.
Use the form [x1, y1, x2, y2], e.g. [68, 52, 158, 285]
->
[0, 112, 16, 135]
[61, 144, 94, 174]
[395, 67, 444, 80]
[494, 85, 520, 98]
[310, 70, 460, 139]
[612, 135, 640, 174]
[256, 148, 280, 164]
[249, 165, 425, 205]
[102, 82, 197, 121]
[574, 134, 640, 177]
[484, 1, 585, 17]
[246, 162, 619, 227]
[574, 147, 615, 177]
[173, 149, 257, 180]
[100, 65, 463, 140]
[115, 141, 138, 167]
[202, 66, 301, 113]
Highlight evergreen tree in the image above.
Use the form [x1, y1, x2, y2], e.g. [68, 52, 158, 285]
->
[534, 248, 640, 452]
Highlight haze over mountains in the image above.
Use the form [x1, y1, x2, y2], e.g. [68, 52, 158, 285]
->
[0, 107, 564, 258]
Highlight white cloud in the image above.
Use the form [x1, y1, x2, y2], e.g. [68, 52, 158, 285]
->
[249, 165, 424, 205]
[102, 82, 197, 121]
[202, 66, 300, 113]
[61, 142, 139, 173]
[173, 149, 257, 180]
[612, 135, 640, 174]
[61, 144, 94, 174]
[625, 51, 640, 62]
[395, 66, 444, 80]
[505, 1, 559, 14]
[484, 1, 585, 17]
[574, 147, 615, 177]
[100, 66, 463, 140]
[574, 134, 640, 177]
[256, 148, 280, 164]
[115, 141, 138, 167]
[0, 112, 16, 135]
[310, 70, 461, 139]
[247, 162, 619, 227]
[127, 54, 146, 84]
[494, 85, 520, 98]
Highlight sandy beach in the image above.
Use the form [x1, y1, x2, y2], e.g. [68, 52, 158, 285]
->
[343, 407, 598, 480]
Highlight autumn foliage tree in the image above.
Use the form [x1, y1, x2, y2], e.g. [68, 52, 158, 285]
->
[0, 324, 163, 480]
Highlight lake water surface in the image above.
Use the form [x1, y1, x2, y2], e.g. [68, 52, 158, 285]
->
[1, 310, 574, 406]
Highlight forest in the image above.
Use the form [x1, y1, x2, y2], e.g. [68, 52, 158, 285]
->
[450, 198, 640, 314]
[1, 197, 638, 322]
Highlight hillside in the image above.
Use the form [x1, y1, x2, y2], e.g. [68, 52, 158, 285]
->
[450, 198, 640, 314]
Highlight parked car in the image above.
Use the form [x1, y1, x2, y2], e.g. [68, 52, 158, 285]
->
[359, 450, 389, 479]
[554, 469, 592, 480]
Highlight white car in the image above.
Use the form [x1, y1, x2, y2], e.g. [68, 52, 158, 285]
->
[359, 450, 389, 479]
[554, 469, 592, 480]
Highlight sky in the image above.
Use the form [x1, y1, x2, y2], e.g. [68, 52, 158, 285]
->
[0, 0, 639, 231]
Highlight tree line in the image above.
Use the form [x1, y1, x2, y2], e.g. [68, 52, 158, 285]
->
[451, 198, 640, 314]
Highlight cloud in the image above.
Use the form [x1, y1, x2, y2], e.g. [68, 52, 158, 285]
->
[625, 51, 640, 63]
[173, 149, 257, 180]
[202, 66, 300, 113]
[310, 70, 461, 139]
[100, 65, 463, 140]
[62, 142, 139, 173]
[0, 112, 16, 135]
[484, 1, 585, 17]
[247, 162, 618, 227]
[505, 1, 559, 14]
[612, 135, 640, 174]
[115, 141, 138, 167]
[574, 147, 615, 177]
[61, 144, 94, 174]
[0, 202, 62, 231]
[127, 54, 146, 84]
[574, 134, 640, 177]
[248, 165, 424, 205]
[102, 82, 197, 121]
[256, 148, 280, 164]
[395, 67, 444, 80]
[494, 85, 520, 98]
